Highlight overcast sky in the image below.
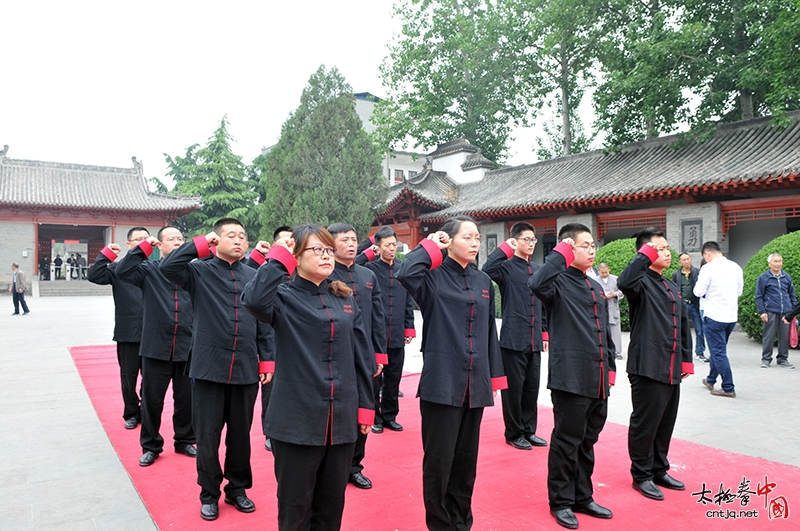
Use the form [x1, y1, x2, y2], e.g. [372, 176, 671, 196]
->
[1, 1, 548, 181]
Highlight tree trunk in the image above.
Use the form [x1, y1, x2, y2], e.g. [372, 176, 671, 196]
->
[561, 48, 572, 156]
[739, 89, 754, 121]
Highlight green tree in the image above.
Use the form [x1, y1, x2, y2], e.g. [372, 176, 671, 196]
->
[166, 117, 258, 237]
[257, 65, 387, 237]
[374, 0, 534, 163]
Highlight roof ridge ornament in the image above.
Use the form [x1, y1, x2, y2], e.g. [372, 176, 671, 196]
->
[131, 156, 143, 174]
[0, 144, 8, 162]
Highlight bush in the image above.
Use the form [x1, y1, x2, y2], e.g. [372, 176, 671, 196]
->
[738, 231, 800, 341]
[595, 238, 679, 331]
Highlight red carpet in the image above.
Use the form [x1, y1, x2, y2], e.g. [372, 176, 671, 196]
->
[71, 345, 800, 530]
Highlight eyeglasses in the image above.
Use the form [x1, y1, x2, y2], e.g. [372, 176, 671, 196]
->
[518, 237, 538, 244]
[304, 246, 336, 257]
[128, 237, 147, 243]
[163, 236, 184, 243]
[576, 243, 597, 251]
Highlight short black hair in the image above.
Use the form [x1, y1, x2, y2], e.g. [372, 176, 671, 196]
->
[213, 217, 245, 236]
[327, 223, 356, 238]
[157, 225, 178, 241]
[701, 241, 722, 254]
[272, 225, 292, 241]
[679, 252, 691, 259]
[558, 222, 591, 241]
[127, 227, 150, 240]
[440, 216, 476, 239]
[373, 226, 397, 245]
[634, 226, 666, 250]
[509, 222, 535, 239]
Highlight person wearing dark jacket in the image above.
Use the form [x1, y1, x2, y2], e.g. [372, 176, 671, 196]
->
[756, 253, 796, 368]
[115, 226, 195, 467]
[529, 222, 616, 530]
[327, 223, 387, 491]
[619, 227, 694, 502]
[360, 226, 416, 433]
[87, 226, 150, 429]
[160, 218, 271, 521]
[397, 216, 507, 531]
[671, 253, 706, 361]
[242, 224, 374, 531]
[482, 221, 549, 450]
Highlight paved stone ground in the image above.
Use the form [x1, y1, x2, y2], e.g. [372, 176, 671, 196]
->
[1, 295, 798, 530]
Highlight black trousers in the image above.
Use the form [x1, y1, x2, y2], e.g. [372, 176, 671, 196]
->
[628, 374, 680, 483]
[272, 439, 355, 531]
[375, 346, 405, 425]
[139, 357, 194, 454]
[117, 342, 142, 421]
[260, 380, 273, 436]
[500, 347, 541, 441]
[548, 390, 608, 510]
[12, 290, 29, 314]
[192, 379, 258, 504]
[420, 400, 484, 531]
[350, 431, 369, 475]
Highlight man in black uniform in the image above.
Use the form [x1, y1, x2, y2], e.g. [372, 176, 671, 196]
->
[483, 222, 548, 450]
[328, 223, 387, 491]
[529, 223, 616, 530]
[358, 226, 416, 434]
[618, 227, 693, 501]
[160, 218, 271, 521]
[116, 226, 195, 467]
[87, 226, 150, 429]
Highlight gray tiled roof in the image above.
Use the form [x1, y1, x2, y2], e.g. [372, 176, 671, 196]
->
[0, 157, 201, 212]
[461, 150, 495, 170]
[383, 170, 458, 213]
[418, 112, 800, 220]
[429, 137, 478, 158]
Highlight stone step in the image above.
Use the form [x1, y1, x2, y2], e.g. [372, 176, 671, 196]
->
[37, 281, 112, 297]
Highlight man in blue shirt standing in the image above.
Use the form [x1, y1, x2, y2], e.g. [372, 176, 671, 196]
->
[755, 253, 796, 369]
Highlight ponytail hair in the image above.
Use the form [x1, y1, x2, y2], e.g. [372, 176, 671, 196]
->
[328, 279, 352, 298]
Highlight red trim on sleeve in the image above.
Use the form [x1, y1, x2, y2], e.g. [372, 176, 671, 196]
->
[259, 361, 274, 374]
[419, 239, 443, 269]
[358, 407, 375, 426]
[681, 362, 695, 375]
[369, 235, 375, 244]
[267, 245, 297, 276]
[404, 328, 417, 338]
[250, 248, 266, 266]
[553, 241, 574, 268]
[101, 246, 117, 262]
[362, 248, 376, 262]
[542, 331, 549, 341]
[138, 240, 154, 258]
[608, 371, 617, 386]
[638, 244, 659, 263]
[492, 376, 508, 391]
[193, 235, 211, 258]
[498, 242, 514, 259]
[376, 353, 389, 365]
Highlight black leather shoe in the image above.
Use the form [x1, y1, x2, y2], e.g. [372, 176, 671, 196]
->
[124, 417, 139, 430]
[383, 421, 404, 432]
[573, 501, 612, 519]
[550, 508, 578, 529]
[200, 502, 219, 521]
[506, 436, 533, 450]
[527, 434, 548, 447]
[397, 390, 404, 397]
[349, 472, 372, 489]
[139, 451, 158, 467]
[632, 480, 664, 500]
[224, 494, 256, 513]
[371, 424, 384, 434]
[654, 473, 685, 491]
[265, 438, 272, 452]
[175, 444, 197, 457]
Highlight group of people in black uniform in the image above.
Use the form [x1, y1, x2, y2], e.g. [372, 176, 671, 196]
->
[89, 215, 693, 531]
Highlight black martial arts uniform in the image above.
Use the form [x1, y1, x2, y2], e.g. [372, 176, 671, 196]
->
[618, 245, 694, 484]
[87, 247, 144, 424]
[160, 236, 272, 505]
[329, 260, 387, 478]
[242, 245, 375, 531]
[116, 241, 194, 456]
[528, 241, 616, 512]
[482, 242, 548, 443]
[397, 239, 507, 531]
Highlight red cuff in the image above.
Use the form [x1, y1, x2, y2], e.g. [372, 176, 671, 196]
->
[138, 240, 154, 257]
[369, 234, 375, 244]
[419, 239, 443, 269]
[259, 361, 275, 373]
[376, 353, 389, 365]
[404, 328, 417, 338]
[608, 371, 616, 386]
[101, 246, 117, 262]
[358, 407, 375, 426]
[250, 248, 266, 266]
[193, 235, 211, 258]
[362, 248, 376, 262]
[553, 241, 574, 268]
[498, 242, 514, 259]
[681, 362, 694, 375]
[542, 331, 549, 341]
[267, 245, 297, 276]
[638, 244, 659, 263]
[492, 376, 508, 391]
